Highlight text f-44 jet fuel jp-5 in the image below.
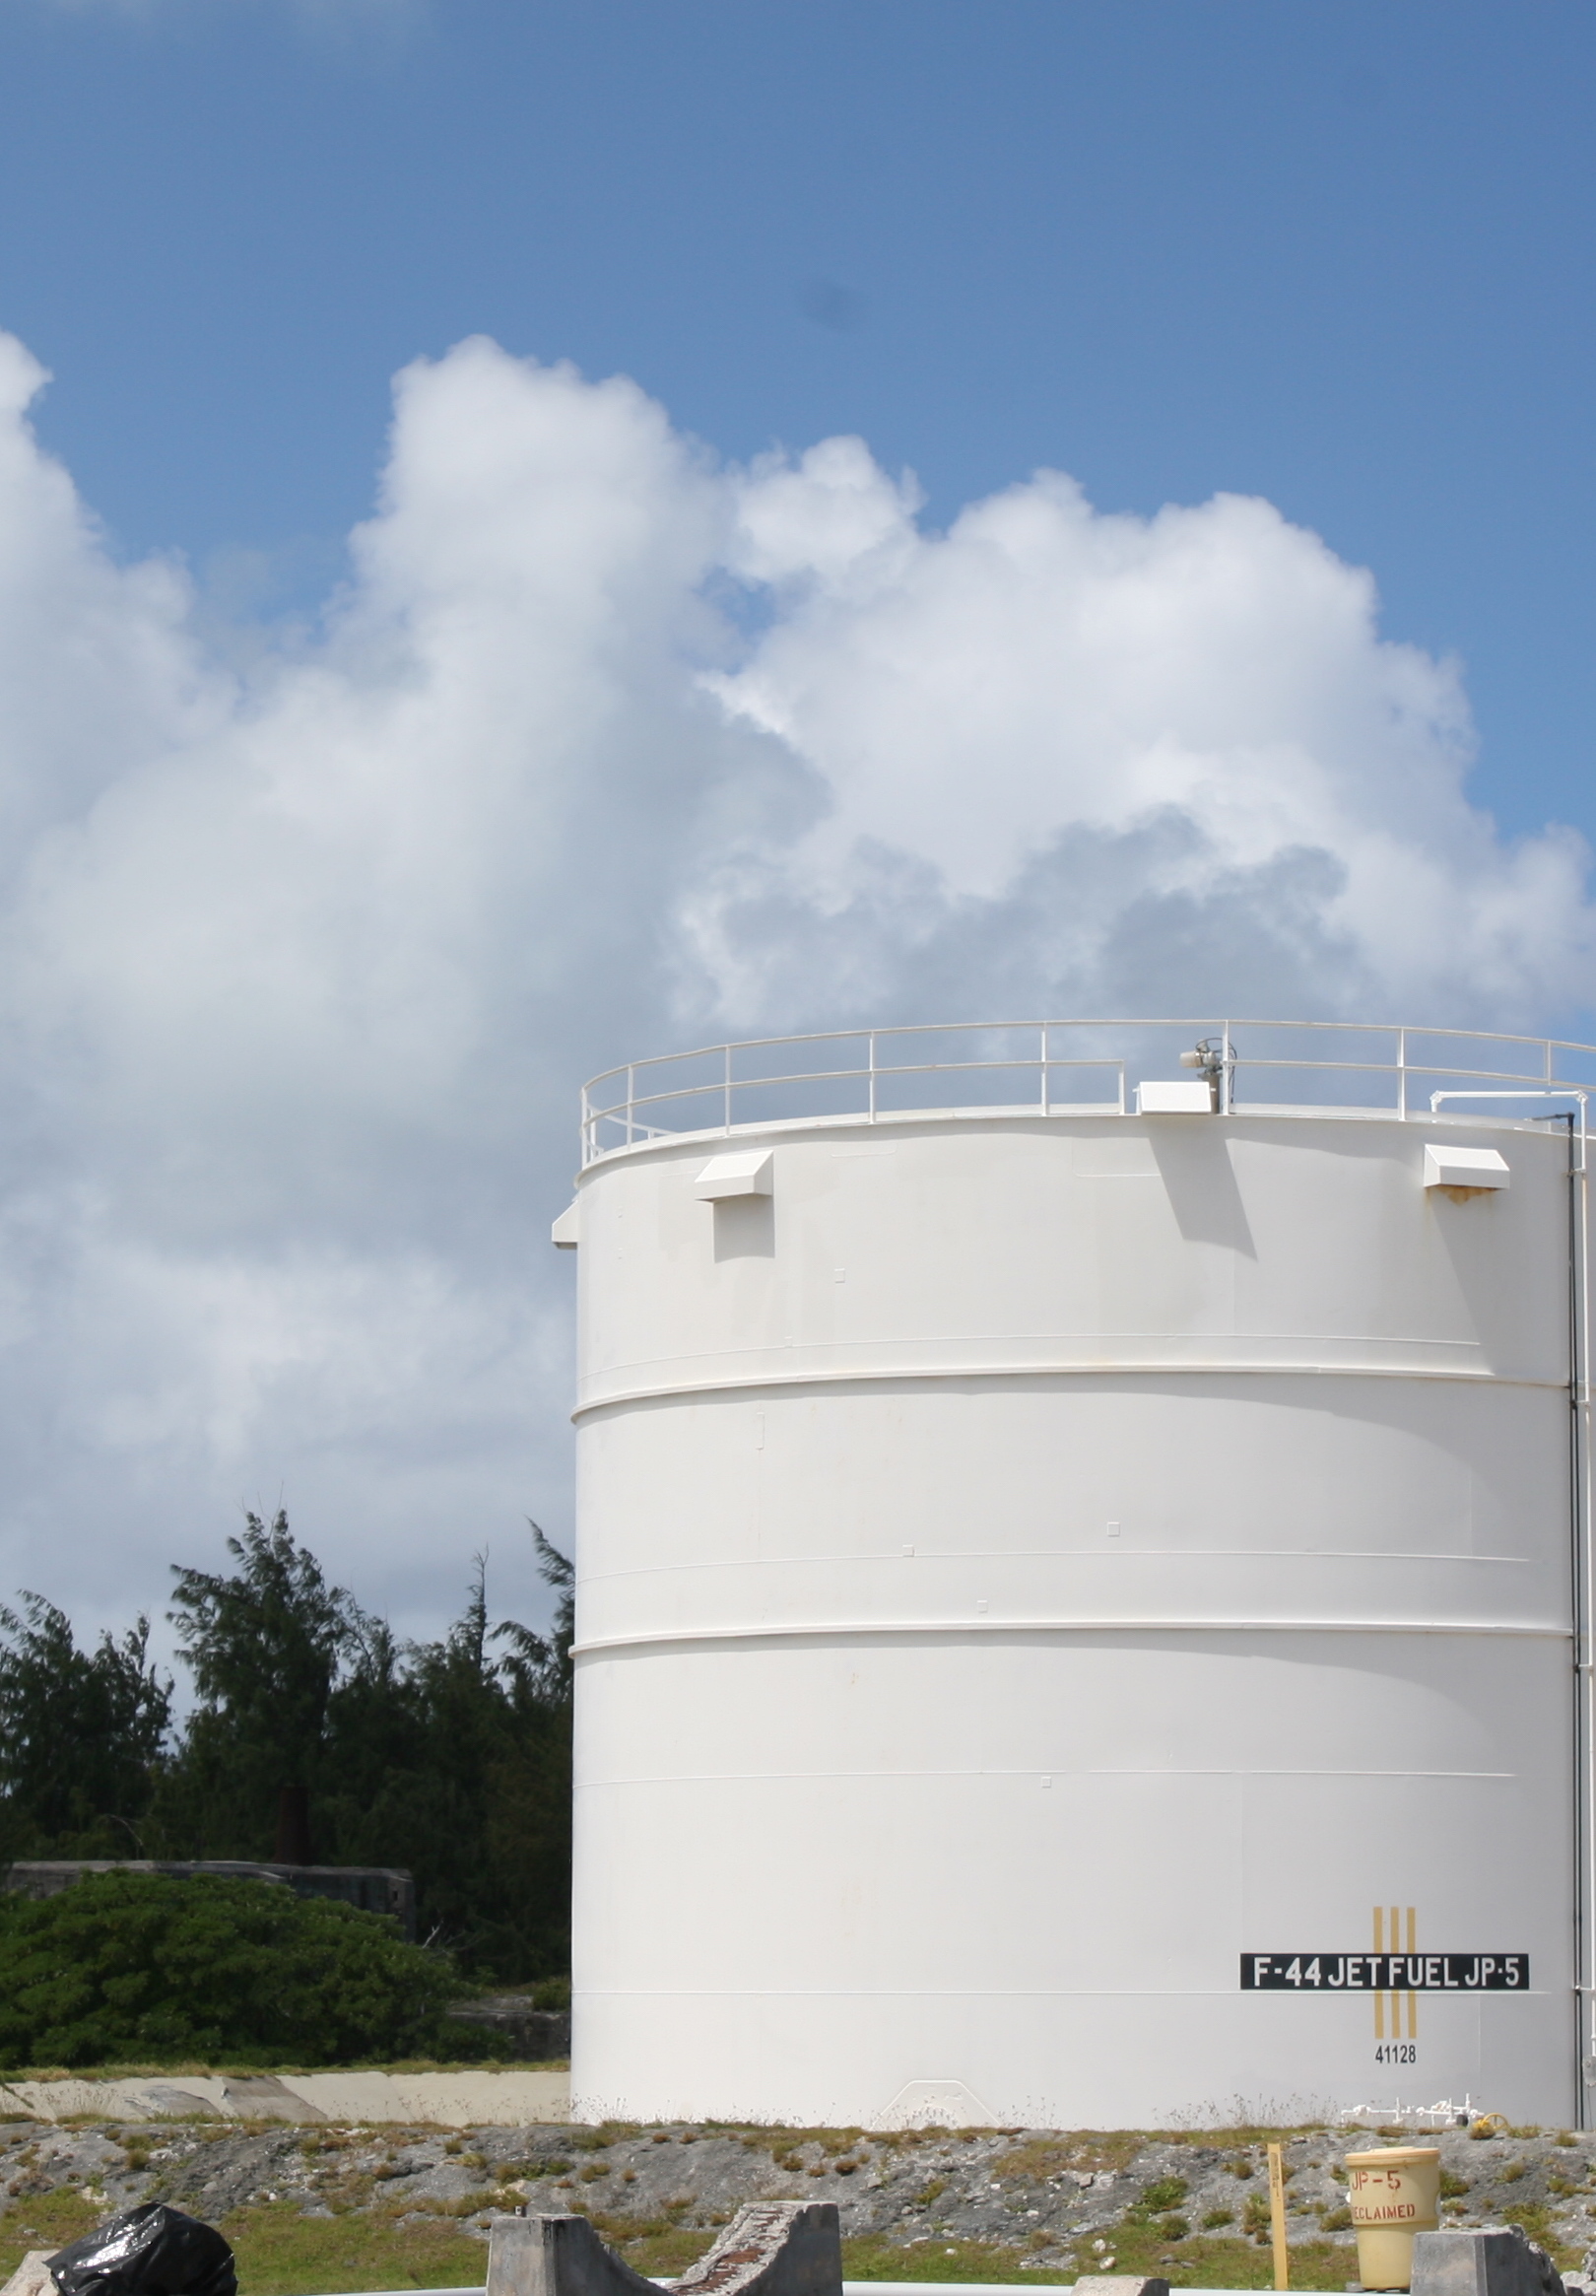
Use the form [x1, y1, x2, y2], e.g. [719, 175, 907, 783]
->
[1240, 1953, 1527, 1991]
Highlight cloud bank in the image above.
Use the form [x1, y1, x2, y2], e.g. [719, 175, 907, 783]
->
[0, 327, 1588, 1634]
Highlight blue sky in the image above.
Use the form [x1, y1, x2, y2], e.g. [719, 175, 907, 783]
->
[2, 0, 1592, 837]
[1, 0, 1594, 1635]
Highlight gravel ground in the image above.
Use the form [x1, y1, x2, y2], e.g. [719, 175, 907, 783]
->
[4, 2118, 1596, 2278]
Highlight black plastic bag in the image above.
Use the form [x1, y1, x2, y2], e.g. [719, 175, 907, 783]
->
[48, 2204, 236, 2296]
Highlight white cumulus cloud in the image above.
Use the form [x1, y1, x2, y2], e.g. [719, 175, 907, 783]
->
[0, 327, 1587, 1636]
[700, 440, 1591, 1027]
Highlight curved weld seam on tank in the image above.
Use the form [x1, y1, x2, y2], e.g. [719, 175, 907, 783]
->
[570, 1620, 1569, 1654]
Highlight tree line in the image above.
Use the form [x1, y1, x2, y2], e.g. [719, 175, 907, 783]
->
[0, 1512, 573, 1982]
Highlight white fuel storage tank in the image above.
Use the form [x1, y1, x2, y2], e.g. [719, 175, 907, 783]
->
[557, 1021, 1596, 2128]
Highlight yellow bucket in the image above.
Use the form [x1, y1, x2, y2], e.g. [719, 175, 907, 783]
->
[1346, 2146, 1440, 2290]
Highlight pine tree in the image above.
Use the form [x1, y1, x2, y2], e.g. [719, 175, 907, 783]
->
[0, 1596, 170, 1857]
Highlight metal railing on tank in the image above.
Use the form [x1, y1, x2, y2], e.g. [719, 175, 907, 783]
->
[579, 1016, 1596, 1164]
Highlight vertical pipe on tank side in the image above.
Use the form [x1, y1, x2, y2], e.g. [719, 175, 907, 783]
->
[1585, 1104, 1594, 2126]
[1574, 1106, 1595, 2127]
[1570, 1102, 1589, 2121]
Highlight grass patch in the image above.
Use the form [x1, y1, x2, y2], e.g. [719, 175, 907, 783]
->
[386, 2194, 499, 2221]
[219, 2202, 490, 2294]
[1058, 2219, 1355, 2291]
[733, 2127, 867, 2158]
[990, 2132, 1145, 2183]
[0, 2188, 100, 2281]
[1171, 2127, 1324, 2150]
[1499, 2204, 1580, 2270]
[845, 2237, 1049, 2282]
[1139, 2179, 1189, 2213]
[566, 2210, 718, 2278]
[838, 2230, 1359, 2289]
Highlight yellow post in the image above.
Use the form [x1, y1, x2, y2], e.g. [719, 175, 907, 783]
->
[1267, 2141, 1289, 2291]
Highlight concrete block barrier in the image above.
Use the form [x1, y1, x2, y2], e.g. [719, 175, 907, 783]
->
[1411, 2226, 1567, 2296]
[489, 2207, 842, 2296]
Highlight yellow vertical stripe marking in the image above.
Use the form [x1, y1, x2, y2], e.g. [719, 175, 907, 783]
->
[1370, 1903, 1421, 2041]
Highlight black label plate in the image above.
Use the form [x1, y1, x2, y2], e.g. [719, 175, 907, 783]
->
[1240, 1953, 1528, 1991]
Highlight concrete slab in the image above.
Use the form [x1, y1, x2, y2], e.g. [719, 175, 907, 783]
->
[0, 2069, 570, 2127]
[281, 2071, 570, 2125]
[0, 2252, 56, 2296]
[214, 2076, 326, 2122]
[0, 2080, 197, 2123]
[126, 2081, 234, 2120]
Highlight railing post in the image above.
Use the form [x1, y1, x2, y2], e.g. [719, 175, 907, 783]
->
[868, 1034, 877, 1124]
[1221, 1021, 1232, 1114]
[1397, 1027, 1407, 1121]
[626, 1065, 634, 1148]
[724, 1045, 733, 1135]
[1040, 1024, 1049, 1116]
[581, 1086, 591, 1165]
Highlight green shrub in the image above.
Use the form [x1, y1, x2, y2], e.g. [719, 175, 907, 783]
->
[1141, 2178, 1188, 2212]
[0, 1869, 454, 2067]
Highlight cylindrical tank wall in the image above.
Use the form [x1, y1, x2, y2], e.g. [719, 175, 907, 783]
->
[567, 1113, 1576, 2126]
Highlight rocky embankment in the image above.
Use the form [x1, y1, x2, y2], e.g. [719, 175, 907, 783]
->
[3, 2116, 1596, 2282]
